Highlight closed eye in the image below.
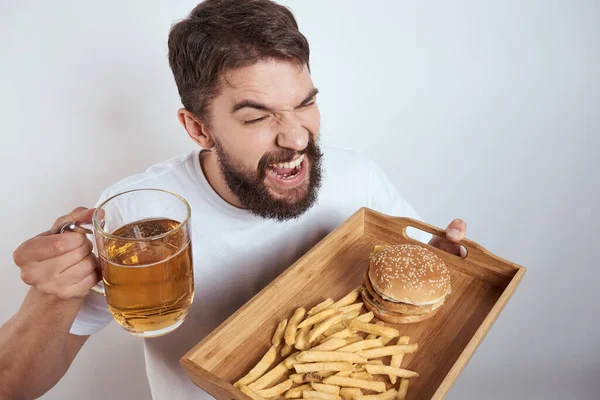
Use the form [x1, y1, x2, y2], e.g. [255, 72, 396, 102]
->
[298, 100, 316, 108]
[244, 116, 268, 124]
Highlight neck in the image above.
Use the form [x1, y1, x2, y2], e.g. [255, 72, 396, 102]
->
[200, 150, 245, 208]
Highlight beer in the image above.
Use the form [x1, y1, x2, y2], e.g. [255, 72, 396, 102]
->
[99, 218, 194, 337]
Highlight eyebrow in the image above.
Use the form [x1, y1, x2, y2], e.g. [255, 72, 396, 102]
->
[232, 87, 319, 113]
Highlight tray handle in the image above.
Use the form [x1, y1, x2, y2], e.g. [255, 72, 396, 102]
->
[370, 212, 521, 272]
[397, 218, 489, 258]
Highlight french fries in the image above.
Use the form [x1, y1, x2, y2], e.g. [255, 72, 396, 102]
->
[240, 385, 266, 400]
[308, 298, 335, 316]
[354, 360, 383, 372]
[327, 288, 360, 310]
[353, 311, 374, 323]
[282, 344, 293, 357]
[310, 371, 336, 380]
[364, 365, 419, 378]
[286, 308, 307, 346]
[343, 320, 399, 338]
[234, 345, 277, 387]
[308, 310, 360, 343]
[303, 390, 341, 400]
[344, 336, 364, 345]
[314, 335, 327, 345]
[340, 388, 363, 400]
[312, 338, 347, 351]
[290, 373, 307, 384]
[249, 359, 290, 390]
[322, 323, 345, 337]
[363, 359, 384, 365]
[366, 321, 385, 340]
[285, 384, 313, 398]
[380, 336, 395, 346]
[335, 370, 352, 377]
[350, 371, 373, 380]
[329, 328, 355, 339]
[397, 378, 409, 400]
[357, 343, 418, 359]
[256, 379, 293, 397]
[234, 288, 420, 400]
[310, 382, 341, 395]
[389, 336, 410, 384]
[362, 389, 398, 400]
[295, 362, 354, 374]
[337, 303, 364, 314]
[291, 371, 337, 384]
[272, 319, 288, 346]
[295, 325, 312, 350]
[337, 338, 383, 353]
[285, 352, 301, 369]
[298, 308, 341, 329]
[297, 351, 367, 364]
[323, 376, 386, 393]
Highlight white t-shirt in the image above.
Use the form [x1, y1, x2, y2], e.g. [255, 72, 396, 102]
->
[70, 145, 428, 399]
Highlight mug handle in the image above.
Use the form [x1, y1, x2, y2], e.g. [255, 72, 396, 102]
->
[60, 222, 106, 296]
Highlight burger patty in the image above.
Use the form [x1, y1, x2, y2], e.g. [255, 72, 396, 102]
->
[363, 269, 444, 316]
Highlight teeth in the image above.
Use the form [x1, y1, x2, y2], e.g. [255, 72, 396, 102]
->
[294, 155, 304, 167]
[270, 154, 305, 169]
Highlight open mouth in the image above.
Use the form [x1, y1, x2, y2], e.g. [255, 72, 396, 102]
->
[267, 154, 305, 180]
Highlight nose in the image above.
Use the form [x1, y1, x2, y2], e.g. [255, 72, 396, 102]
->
[275, 112, 308, 151]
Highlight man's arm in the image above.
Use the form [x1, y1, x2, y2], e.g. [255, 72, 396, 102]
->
[0, 207, 99, 399]
[0, 289, 89, 399]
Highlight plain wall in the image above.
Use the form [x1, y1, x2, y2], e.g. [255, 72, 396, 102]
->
[1, 1, 598, 399]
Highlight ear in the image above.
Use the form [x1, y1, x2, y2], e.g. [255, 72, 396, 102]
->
[177, 108, 215, 149]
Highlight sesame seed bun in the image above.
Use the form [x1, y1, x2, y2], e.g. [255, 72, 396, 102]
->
[363, 269, 444, 316]
[368, 244, 451, 306]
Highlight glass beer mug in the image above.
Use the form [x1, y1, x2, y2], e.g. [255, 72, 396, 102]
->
[62, 189, 194, 338]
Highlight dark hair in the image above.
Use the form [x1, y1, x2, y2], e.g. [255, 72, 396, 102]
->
[168, 0, 310, 122]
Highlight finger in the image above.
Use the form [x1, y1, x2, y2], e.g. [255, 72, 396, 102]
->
[14, 231, 89, 265]
[58, 253, 99, 287]
[429, 236, 462, 255]
[46, 239, 94, 274]
[445, 218, 467, 242]
[19, 239, 94, 287]
[47, 207, 96, 235]
[65, 268, 102, 299]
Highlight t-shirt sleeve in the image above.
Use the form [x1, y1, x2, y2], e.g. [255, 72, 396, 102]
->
[69, 291, 113, 335]
[366, 158, 433, 245]
[69, 190, 114, 336]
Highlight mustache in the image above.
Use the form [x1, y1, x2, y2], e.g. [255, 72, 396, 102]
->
[256, 137, 321, 179]
[261, 149, 305, 166]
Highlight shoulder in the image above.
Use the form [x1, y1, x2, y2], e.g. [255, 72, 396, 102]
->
[97, 151, 199, 203]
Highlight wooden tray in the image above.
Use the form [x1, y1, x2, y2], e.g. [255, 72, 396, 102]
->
[181, 208, 526, 399]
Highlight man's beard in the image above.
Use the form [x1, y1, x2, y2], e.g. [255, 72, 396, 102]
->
[213, 137, 323, 221]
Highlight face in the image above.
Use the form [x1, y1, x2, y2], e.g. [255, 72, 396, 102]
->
[207, 60, 323, 221]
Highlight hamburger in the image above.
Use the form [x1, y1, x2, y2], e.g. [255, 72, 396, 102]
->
[361, 244, 451, 324]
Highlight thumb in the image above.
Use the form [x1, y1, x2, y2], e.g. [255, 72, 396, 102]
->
[75, 207, 96, 224]
[49, 207, 96, 234]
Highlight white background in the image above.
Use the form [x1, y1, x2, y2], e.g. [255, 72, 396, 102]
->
[1, 1, 598, 399]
